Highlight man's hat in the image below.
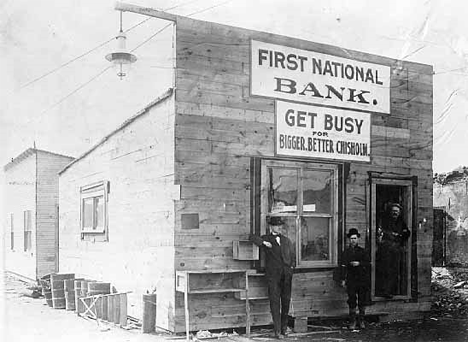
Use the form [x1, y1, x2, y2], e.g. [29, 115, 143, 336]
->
[267, 216, 284, 226]
[390, 202, 403, 210]
[347, 228, 360, 238]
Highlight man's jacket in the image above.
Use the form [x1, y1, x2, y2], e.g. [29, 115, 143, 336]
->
[250, 234, 296, 278]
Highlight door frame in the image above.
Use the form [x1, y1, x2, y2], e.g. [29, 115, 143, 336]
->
[369, 177, 414, 301]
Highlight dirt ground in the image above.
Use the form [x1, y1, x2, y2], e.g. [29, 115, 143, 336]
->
[2, 268, 468, 342]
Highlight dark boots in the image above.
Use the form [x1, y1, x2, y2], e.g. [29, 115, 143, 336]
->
[348, 308, 357, 330]
[349, 308, 365, 330]
[357, 308, 366, 329]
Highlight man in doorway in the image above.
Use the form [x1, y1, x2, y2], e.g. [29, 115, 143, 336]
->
[377, 202, 411, 298]
[250, 216, 295, 339]
[341, 228, 370, 330]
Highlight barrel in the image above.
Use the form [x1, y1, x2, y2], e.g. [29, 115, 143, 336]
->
[43, 288, 53, 307]
[64, 279, 81, 311]
[40, 274, 53, 307]
[142, 293, 157, 333]
[74, 280, 83, 313]
[88, 282, 111, 319]
[51, 273, 75, 309]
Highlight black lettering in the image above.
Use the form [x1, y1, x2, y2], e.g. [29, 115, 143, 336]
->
[258, 49, 269, 66]
[285, 109, 295, 126]
[323, 61, 334, 76]
[355, 67, 364, 82]
[312, 58, 322, 74]
[355, 119, 364, 134]
[297, 111, 307, 127]
[299, 82, 324, 98]
[275, 51, 286, 68]
[348, 89, 370, 104]
[324, 114, 333, 130]
[286, 54, 298, 70]
[325, 85, 345, 101]
[274, 77, 297, 94]
[344, 117, 354, 133]
[298, 56, 308, 72]
[308, 112, 318, 128]
[365, 69, 375, 83]
[345, 65, 354, 79]
[375, 70, 383, 85]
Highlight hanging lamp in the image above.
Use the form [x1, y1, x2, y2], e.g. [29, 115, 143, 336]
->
[106, 11, 137, 79]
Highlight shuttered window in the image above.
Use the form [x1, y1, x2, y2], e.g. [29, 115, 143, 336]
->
[80, 181, 109, 239]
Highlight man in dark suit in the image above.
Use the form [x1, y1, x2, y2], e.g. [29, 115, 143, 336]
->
[250, 216, 295, 339]
[341, 228, 370, 330]
[377, 202, 410, 298]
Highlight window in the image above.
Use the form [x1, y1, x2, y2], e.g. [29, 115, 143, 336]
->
[23, 210, 32, 251]
[10, 214, 14, 250]
[260, 160, 339, 268]
[80, 181, 109, 238]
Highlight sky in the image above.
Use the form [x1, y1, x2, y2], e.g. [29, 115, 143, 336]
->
[2, 0, 468, 174]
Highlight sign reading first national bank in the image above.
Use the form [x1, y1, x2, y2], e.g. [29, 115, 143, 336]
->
[251, 40, 391, 114]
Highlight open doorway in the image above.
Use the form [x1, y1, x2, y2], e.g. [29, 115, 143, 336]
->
[370, 178, 413, 300]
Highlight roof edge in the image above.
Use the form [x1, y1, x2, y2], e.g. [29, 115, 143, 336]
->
[59, 87, 174, 175]
[4, 148, 75, 171]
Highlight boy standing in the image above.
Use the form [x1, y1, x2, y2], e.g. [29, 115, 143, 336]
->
[341, 228, 370, 330]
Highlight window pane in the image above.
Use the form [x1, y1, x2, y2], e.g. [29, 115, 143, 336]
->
[303, 169, 333, 214]
[300, 217, 330, 261]
[269, 168, 298, 213]
[83, 198, 94, 229]
[95, 196, 104, 229]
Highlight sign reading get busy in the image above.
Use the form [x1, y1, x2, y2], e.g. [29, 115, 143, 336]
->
[276, 101, 371, 162]
[251, 40, 390, 114]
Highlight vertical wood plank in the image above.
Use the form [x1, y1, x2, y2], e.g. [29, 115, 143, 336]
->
[119, 294, 128, 326]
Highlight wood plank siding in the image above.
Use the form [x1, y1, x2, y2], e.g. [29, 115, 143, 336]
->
[173, 16, 433, 332]
[59, 94, 177, 328]
[36, 151, 74, 277]
[4, 149, 73, 280]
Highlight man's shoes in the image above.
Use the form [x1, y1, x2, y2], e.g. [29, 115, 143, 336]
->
[357, 316, 365, 329]
[273, 333, 284, 339]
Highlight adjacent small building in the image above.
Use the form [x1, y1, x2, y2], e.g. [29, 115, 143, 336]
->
[58, 4, 434, 334]
[4, 148, 74, 280]
[433, 168, 468, 266]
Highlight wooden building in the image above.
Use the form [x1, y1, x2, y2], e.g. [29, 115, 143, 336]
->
[58, 4, 433, 333]
[433, 169, 468, 266]
[4, 148, 74, 280]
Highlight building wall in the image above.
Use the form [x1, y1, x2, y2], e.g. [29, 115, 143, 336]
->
[4, 154, 37, 279]
[36, 152, 74, 277]
[173, 16, 433, 331]
[434, 179, 468, 266]
[59, 96, 176, 328]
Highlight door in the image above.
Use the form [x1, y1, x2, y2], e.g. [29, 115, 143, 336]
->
[370, 178, 413, 300]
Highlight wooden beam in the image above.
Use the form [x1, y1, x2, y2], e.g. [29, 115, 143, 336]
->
[115, 2, 177, 22]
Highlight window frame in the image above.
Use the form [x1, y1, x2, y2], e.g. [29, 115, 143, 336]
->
[80, 181, 109, 238]
[260, 160, 339, 268]
[23, 210, 32, 252]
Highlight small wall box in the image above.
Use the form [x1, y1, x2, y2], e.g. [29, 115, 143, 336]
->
[233, 240, 259, 260]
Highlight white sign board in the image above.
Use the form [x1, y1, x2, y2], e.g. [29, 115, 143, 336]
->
[276, 100, 371, 162]
[251, 40, 391, 114]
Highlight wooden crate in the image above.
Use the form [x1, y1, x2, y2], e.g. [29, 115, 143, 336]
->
[233, 240, 259, 260]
